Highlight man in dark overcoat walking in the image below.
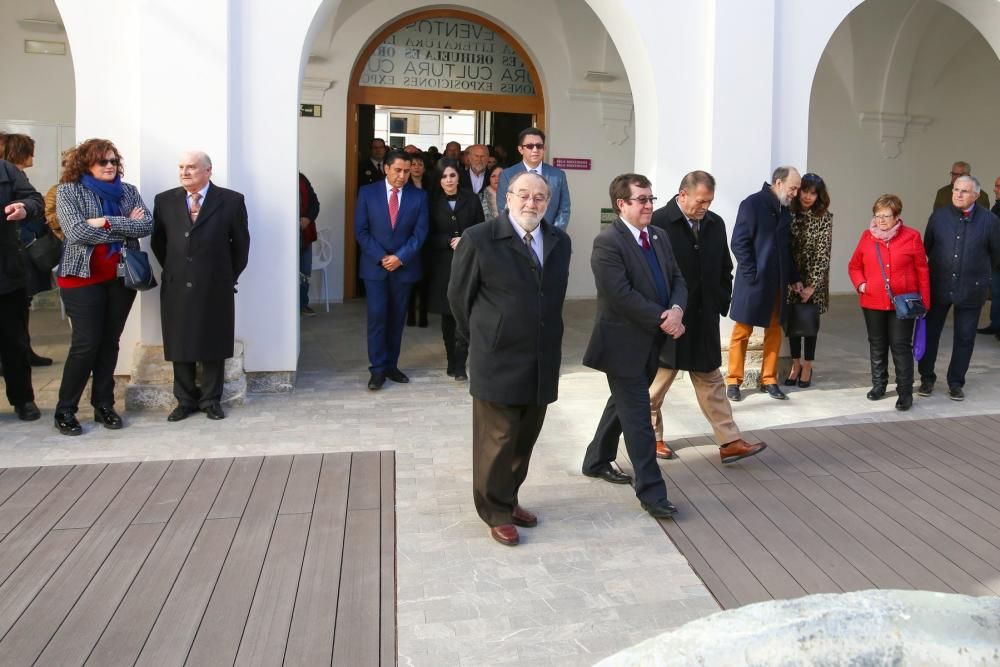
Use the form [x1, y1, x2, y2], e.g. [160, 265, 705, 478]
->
[152, 151, 250, 421]
[648, 170, 766, 464]
[448, 171, 571, 547]
[726, 166, 802, 401]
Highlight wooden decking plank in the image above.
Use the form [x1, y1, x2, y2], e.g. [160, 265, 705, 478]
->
[781, 426, 881, 474]
[380, 451, 396, 666]
[0, 460, 168, 663]
[948, 463, 1000, 505]
[882, 419, 1000, 476]
[184, 455, 293, 666]
[675, 437, 730, 487]
[133, 517, 240, 667]
[278, 453, 322, 515]
[862, 421, 964, 471]
[86, 457, 232, 667]
[829, 424, 929, 471]
[0, 467, 39, 507]
[55, 462, 139, 529]
[333, 507, 381, 667]
[233, 513, 311, 667]
[132, 459, 202, 525]
[689, 445, 871, 593]
[348, 451, 381, 510]
[750, 429, 830, 478]
[955, 415, 1000, 450]
[901, 466, 1000, 536]
[208, 456, 264, 519]
[34, 522, 164, 667]
[0, 528, 87, 640]
[284, 452, 352, 665]
[0, 464, 104, 585]
[0, 466, 73, 533]
[916, 419, 1000, 462]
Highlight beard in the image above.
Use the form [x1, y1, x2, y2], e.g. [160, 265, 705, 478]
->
[510, 210, 542, 232]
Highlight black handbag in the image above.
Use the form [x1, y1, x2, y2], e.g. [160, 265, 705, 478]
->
[117, 239, 158, 291]
[24, 231, 63, 272]
[784, 301, 821, 337]
[874, 242, 925, 319]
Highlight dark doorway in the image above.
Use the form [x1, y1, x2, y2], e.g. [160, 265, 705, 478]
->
[354, 104, 377, 296]
[491, 112, 534, 167]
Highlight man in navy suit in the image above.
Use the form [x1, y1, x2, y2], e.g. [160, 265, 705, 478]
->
[497, 128, 571, 230]
[355, 150, 429, 390]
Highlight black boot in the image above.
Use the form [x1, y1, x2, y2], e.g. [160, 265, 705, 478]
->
[895, 392, 913, 411]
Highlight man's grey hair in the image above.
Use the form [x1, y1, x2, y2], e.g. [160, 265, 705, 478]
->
[679, 170, 716, 193]
[771, 166, 799, 184]
[184, 150, 212, 169]
[953, 161, 972, 173]
[507, 170, 550, 195]
[955, 174, 981, 194]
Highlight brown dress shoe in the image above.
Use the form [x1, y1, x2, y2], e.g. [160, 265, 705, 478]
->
[719, 439, 767, 464]
[512, 505, 537, 527]
[655, 440, 676, 460]
[490, 524, 519, 546]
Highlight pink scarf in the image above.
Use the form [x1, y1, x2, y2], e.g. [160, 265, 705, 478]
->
[869, 218, 902, 242]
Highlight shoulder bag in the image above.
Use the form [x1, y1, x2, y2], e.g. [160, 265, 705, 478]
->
[117, 238, 158, 291]
[874, 242, 925, 319]
[24, 230, 63, 272]
[784, 301, 821, 337]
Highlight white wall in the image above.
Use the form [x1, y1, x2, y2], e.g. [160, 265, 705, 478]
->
[0, 2, 74, 125]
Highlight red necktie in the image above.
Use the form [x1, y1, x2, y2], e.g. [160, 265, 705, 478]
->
[639, 229, 650, 249]
[389, 188, 400, 229]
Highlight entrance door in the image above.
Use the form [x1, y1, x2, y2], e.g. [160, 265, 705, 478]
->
[491, 112, 534, 167]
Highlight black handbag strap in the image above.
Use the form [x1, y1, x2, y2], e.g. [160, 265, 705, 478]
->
[873, 241, 896, 301]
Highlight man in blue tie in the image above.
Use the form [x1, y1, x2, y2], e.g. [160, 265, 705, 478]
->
[354, 150, 429, 390]
[581, 173, 688, 519]
[497, 128, 571, 230]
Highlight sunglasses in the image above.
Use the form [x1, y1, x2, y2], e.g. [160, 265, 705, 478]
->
[96, 158, 120, 167]
[520, 143, 544, 150]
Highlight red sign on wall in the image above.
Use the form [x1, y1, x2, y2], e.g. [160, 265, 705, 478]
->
[552, 158, 592, 170]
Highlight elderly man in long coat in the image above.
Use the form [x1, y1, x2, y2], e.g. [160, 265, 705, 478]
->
[152, 151, 250, 421]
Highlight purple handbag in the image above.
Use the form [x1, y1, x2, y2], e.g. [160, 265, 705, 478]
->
[913, 317, 927, 361]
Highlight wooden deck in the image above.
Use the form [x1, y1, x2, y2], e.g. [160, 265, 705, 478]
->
[0, 451, 395, 667]
[649, 414, 1000, 609]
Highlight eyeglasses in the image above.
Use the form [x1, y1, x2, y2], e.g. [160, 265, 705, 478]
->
[96, 158, 120, 167]
[872, 214, 896, 221]
[520, 143, 544, 150]
[950, 171, 966, 177]
[626, 196, 658, 206]
[510, 192, 548, 204]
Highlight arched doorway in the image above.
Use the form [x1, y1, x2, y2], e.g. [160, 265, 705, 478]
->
[805, 0, 1000, 294]
[342, 8, 546, 298]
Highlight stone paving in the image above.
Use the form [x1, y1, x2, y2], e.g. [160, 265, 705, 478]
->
[3, 296, 1000, 665]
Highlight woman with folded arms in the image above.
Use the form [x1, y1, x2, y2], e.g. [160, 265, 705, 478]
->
[847, 194, 929, 411]
[54, 139, 152, 435]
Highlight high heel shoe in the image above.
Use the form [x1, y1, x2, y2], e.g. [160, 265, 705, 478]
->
[798, 367, 813, 388]
[784, 367, 800, 387]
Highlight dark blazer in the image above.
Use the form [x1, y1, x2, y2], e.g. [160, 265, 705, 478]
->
[923, 204, 1000, 308]
[992, 200, 1000, 218]
[730, 183, 800, 327]
[152, 182, 251, 362]
[459, 168, 487, 195]
[651, 197, 732, 372]
[358, 159, 383, 189]
[0, 161, 43, 295]
[354, 181, 428, 283]
[583, 219, 688, 377]
[448, 213, 571, 405]
[426, 189, 484, 315]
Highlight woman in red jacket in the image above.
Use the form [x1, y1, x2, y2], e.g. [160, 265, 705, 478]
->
[848, 194, 930, 410]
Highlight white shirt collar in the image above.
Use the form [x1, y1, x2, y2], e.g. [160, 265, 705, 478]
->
[621, 217, 649, 246]
[522, 162, 543, 175]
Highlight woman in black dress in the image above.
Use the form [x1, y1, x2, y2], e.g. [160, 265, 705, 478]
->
[425, 159, 484, 380]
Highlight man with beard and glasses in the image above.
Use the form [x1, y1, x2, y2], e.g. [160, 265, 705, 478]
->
[448, 171, 571, 546]
[726, 166, 803, 402]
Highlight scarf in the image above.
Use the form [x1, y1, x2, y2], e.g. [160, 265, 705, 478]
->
[81, 174, 125, 256]
[869, 217, 902, 242]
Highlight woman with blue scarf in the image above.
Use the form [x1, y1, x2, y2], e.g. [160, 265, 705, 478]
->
[54, 139, 153, 436]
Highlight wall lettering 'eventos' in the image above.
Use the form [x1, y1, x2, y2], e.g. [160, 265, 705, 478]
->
[360, 18, 536, 96]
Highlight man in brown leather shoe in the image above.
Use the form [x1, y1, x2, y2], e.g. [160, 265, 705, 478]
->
[648, 171, 767, 465]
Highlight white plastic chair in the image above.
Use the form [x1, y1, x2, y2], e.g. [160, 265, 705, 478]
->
[311, 229, 334, 312]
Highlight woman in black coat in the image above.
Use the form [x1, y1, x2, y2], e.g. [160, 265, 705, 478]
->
[426, 159, 484, 380]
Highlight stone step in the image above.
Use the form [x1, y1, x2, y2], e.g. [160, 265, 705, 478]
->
[124, 342, 246, 411]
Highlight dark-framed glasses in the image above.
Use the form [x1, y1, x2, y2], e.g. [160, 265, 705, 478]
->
[627, 196, 658, 206]
[520, 143, 544, 150]
[96, 158, 120, 167]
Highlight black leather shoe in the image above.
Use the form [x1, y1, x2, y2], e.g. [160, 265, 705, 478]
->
[726, 385, 742, 402]
[29, 352, 53, 367]
[867, 385, 887, 401]
[94, 406, 123, 430]
[917, 381, 934, 397]
[948, 385, 964, 401]
[368, 373, 385, 390]
[977, 325, 1000, 334]
[582, 464, 632, 485]
[641, 500, 678, 519]
[14, 401, 41, 421]
[203, 403, 226, 420]
[760, 384, 788, 400]
[55, 411, 82, 436]
[386, 368, 409, 383]
[454, 369, 468, 381]
[896, 394, 913, 411]
[167, 405, 197, 422]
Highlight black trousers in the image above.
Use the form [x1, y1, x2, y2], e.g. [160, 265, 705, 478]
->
[0, 287, 34, 406]
[472, 398, 547, 527]
[919, 301, 981, 389]
[407, 278, 429, 325]
[173, 360, 225, 408]
[582, 354, 668, 505]
[57, 279, 135, 413]
[788, 335, 817, 361]
[441, 314, 468, 373]
[862, 308, 914, 393]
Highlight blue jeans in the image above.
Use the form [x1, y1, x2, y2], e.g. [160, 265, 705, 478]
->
[299, 245, 312, 308]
